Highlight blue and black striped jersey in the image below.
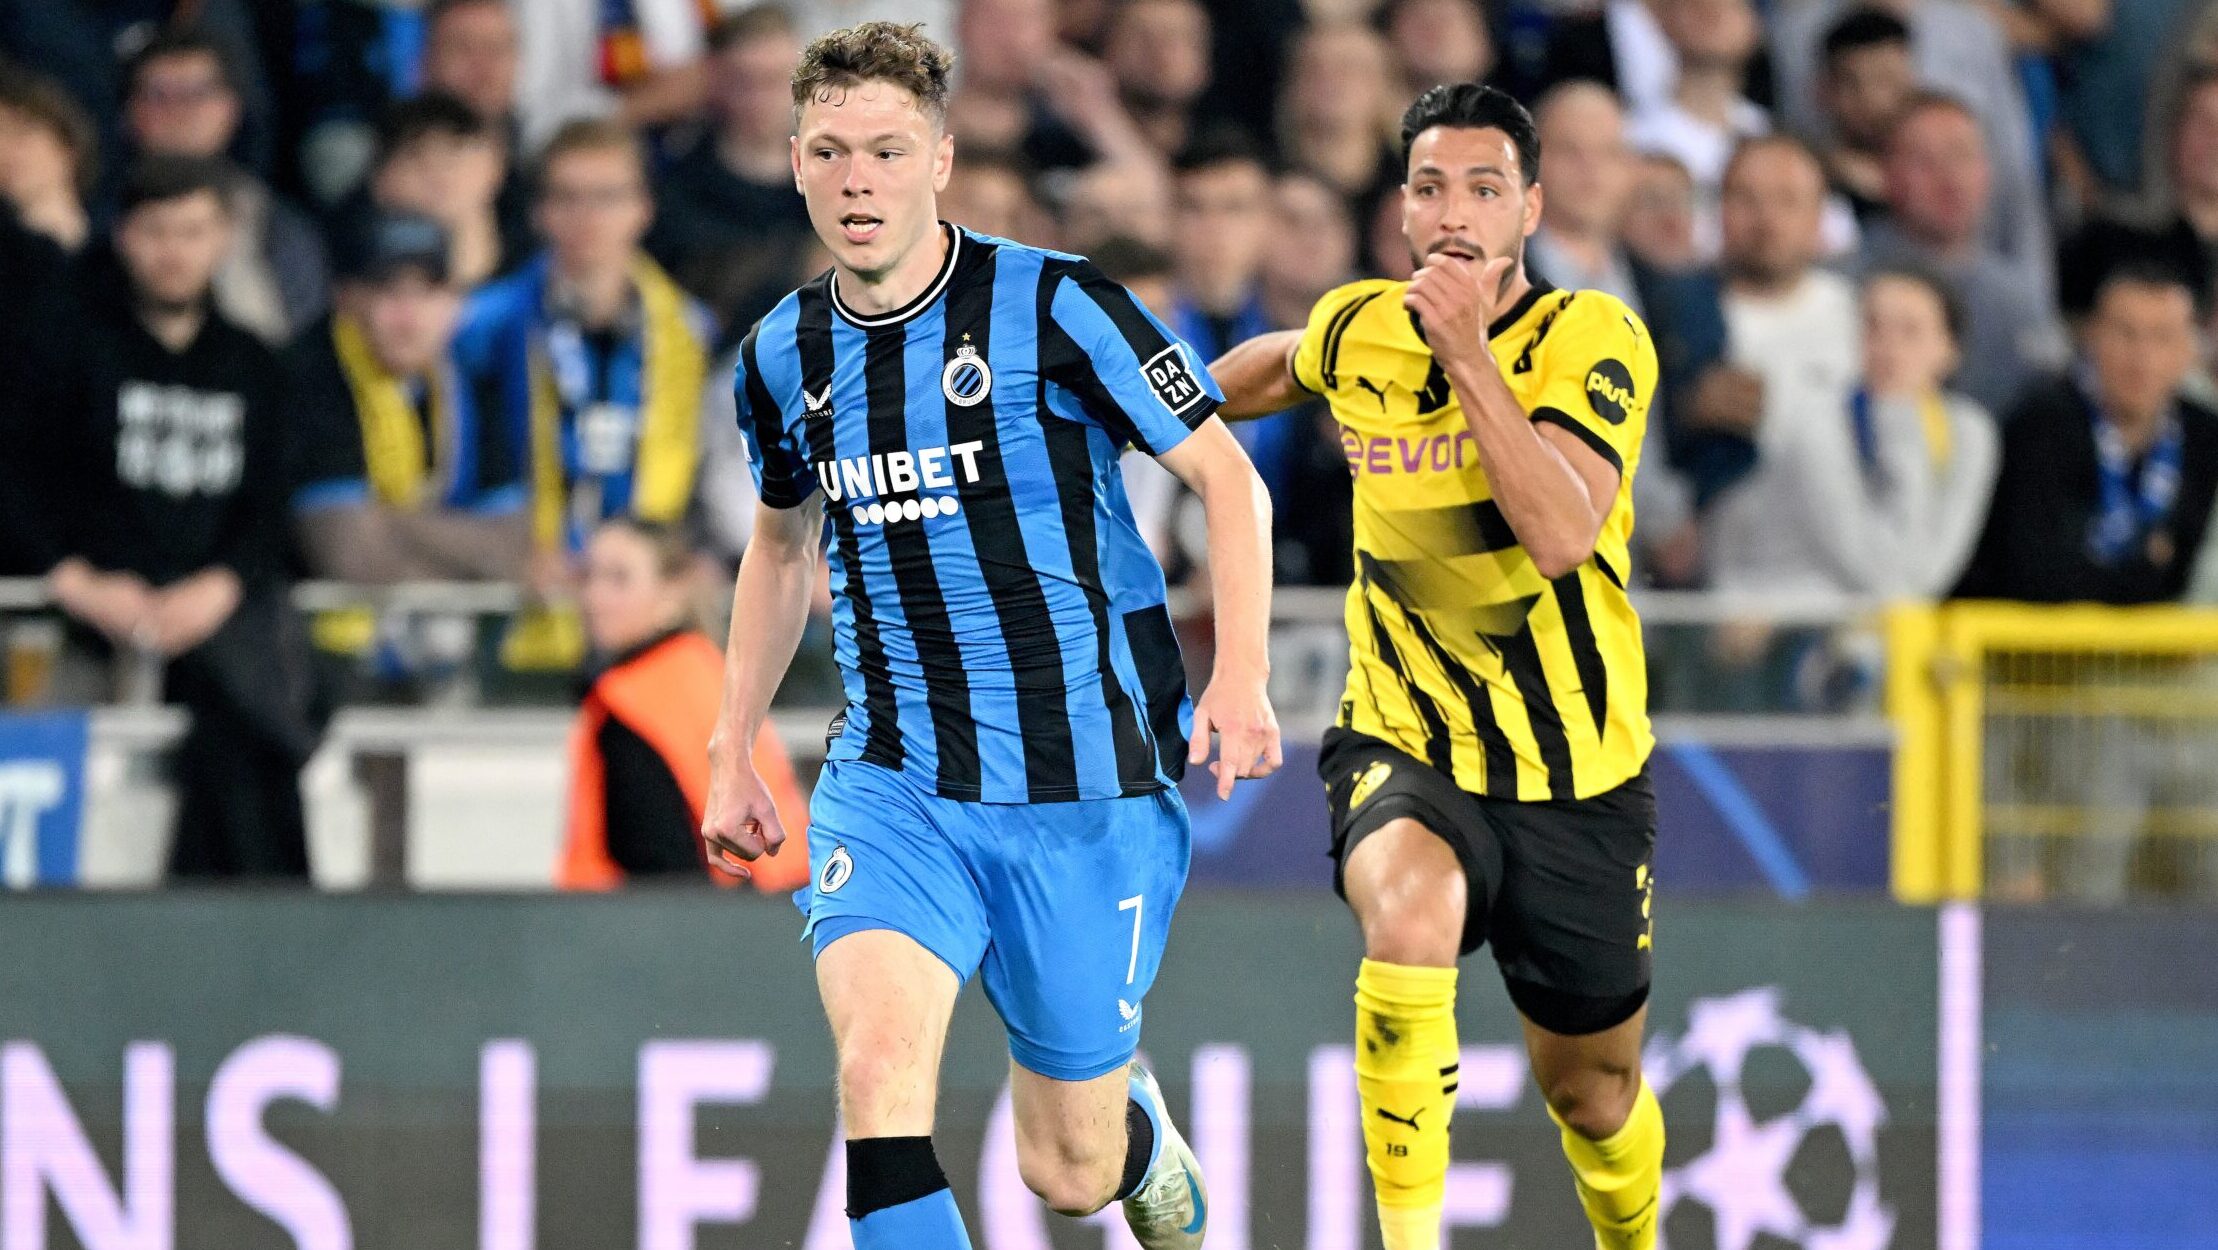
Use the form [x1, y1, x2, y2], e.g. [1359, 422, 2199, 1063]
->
[735, 225, 1224, 804]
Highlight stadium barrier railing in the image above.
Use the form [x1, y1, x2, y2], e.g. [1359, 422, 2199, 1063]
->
[1887, 601, 2218, 903]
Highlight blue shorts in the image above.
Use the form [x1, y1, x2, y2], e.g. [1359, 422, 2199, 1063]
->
[797, 760, 1191, 1082]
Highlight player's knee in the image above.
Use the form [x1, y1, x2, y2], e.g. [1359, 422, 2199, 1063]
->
[1016, 1139, 1121, 1216]
[1543, 1059, 1640, 1141]
[834, 1041, 931, 1134]
[1348, 824, 1466, 965]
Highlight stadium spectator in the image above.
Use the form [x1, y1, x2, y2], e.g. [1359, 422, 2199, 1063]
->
[1707, 138, 1862, 452]
[945, 0, 1148, 172]
[1167, 131, 1301, 502]
[511, 0, 710, 150]
[424, 0, 522, 133]
[1959, 260, 2218, 603]
[1529, 0, 1679, 114]
[0, 66, 96, 255]
[122, 28, 326, 344]
[1101, 0, 1213, 157]
[1260, 172, 1356, 331]
[1273, 23, 1400, 206]
[1379, 0, 1496, 108]
[1625, 0, 1770, 259]
[287, 210, 528, 585]
[362, 94, 524, 289]
[1709, 266, 1997, 595]
[0, 197, 79, 578]
[283, 0, 450, 206]
[0, 0, 275, 180]
[1530, 81, 1728, 583]
[1861, 93, 2067, 414]
[1771, 0, 2050, 302]
[1057, 158, 1174, 251]
[937, 152, 1052, 246]
[1622, 150, 1701, 271]
[43, 156, 313, 879]
[2043, 0, 2201, 207]
[456, 120, 711, 583]
[1814, 7, 1915, 225]
[646, 6, 812, 338]
[561, 517, 808, 891]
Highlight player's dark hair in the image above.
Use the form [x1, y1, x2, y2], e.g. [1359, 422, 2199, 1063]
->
[1399, 82, 1540, 184]
[1821, 8, 1911, 69]
[1171, 125, 1270, 178]
[792, 21, 953, 126]
[374, 92, 490, 168]
[116, 154, 233, 218]
[123, 27, 238, 99]
[710, 4, 796, 54]
[1090, 235, 1175, 284]
[0, 64, 99, 195]
[1864, 264, 1966, 345]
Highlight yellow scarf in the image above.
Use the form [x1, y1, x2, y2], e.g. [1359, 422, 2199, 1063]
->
[508, 256, 706, 673]
[1917, 392, 1953, 470]
[526, 255, 706, 550]
[333, 314, 446, 510]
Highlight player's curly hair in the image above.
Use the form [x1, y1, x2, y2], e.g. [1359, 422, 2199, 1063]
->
[791, 21, 954, 125]
[1399, 83, 1540, 185]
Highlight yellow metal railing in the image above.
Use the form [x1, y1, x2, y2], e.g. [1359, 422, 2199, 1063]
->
[1889, 602, 2218, 902]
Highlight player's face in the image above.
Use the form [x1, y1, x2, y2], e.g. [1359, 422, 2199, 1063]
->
[580, 526, 686, 656]
[1401, 125, 1540, 284]
[793, 79, 953, 282]
[116, 190, 232, 313]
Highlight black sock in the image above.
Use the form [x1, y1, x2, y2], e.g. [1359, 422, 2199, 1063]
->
[846, 1136, 948, 1219]
[1114, 1099, 1155, 1201]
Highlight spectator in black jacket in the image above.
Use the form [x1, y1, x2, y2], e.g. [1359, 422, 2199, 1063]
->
[1957, 260, 2218, 604]
[45, 156, 316, 880]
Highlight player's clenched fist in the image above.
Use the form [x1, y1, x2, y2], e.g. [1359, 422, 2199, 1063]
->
[1188, 671, 1284, 800]
[700, 745, 788, 879]
[1403, 253, 1514, 370]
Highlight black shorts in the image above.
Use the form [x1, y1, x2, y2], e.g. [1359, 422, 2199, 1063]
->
[1320, 727, 1656, 1022]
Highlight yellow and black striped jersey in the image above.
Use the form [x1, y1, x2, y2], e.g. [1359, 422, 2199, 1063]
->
[1294, 278, 1658, 801]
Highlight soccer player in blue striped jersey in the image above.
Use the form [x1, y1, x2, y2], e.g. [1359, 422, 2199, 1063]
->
[699, 22, 1281, 1250]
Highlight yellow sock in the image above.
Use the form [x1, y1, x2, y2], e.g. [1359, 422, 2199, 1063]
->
[1550, 1078, 1665, 1250]
[1353, 959, 1459, 1250]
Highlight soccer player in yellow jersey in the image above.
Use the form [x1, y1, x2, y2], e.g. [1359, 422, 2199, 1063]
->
[1210, 84, 1664, 1250]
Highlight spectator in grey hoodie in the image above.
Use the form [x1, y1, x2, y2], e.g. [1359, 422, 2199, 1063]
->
[1708, 265, 1998, 597]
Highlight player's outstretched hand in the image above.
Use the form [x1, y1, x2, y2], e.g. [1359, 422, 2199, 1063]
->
[1189, 671, 1283, 800]
[1404, 253, 1514, 370]
[700, 750, 789, 880]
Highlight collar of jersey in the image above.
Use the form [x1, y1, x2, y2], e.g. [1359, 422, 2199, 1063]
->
[1487, 279, 1556, 339]
[828, 222, 962, 330]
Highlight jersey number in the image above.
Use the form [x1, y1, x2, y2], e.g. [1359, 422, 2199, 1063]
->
[1119, 894, 1144, 986]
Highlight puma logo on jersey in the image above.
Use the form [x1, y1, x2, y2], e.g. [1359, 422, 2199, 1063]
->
[1354, 377, 1390, 410]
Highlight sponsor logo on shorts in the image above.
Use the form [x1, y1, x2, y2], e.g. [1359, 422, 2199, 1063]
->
[819, 845, 853, 895]
[1117, 997, 1141, 1033]
[1349, 761, 1394, 809]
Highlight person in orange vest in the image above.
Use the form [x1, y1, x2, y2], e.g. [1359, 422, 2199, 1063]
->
[561, 516, 808, 889]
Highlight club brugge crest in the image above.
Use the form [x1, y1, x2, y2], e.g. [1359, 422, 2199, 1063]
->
[819, 844, 853, 894]
[942, 342, 992, 407]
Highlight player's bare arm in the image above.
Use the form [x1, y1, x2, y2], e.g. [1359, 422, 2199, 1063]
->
[1158, 418, 1284, 798]
[1207, 329, 1307, 420]
[701, 494, 823, 876]
[1406, 253, 1620, 578]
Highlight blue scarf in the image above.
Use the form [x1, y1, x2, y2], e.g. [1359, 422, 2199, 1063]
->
[2082, 375, 2183, 566]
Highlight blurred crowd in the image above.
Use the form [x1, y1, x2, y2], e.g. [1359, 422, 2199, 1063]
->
[0, 0, 2216, 880]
